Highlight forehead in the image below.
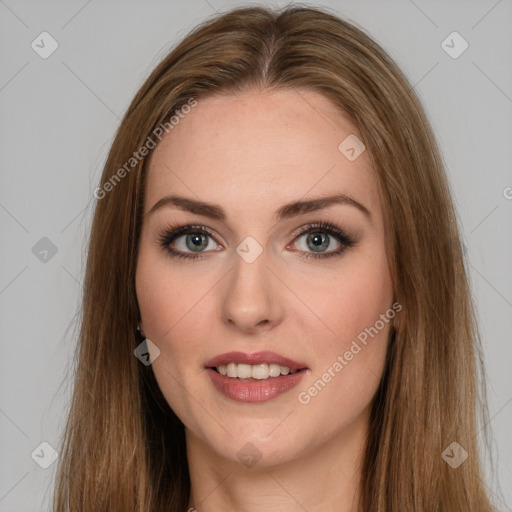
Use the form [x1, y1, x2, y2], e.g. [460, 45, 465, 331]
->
[144, 88, 380, 221]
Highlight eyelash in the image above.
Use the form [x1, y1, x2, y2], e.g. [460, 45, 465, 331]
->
[156, 221, 356, 261]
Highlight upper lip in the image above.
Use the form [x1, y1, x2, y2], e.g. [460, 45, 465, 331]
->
[205, 351, 308, 371]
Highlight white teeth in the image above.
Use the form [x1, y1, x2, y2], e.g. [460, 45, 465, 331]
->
[237, 364, 252, 379]
[252, 363, 268, 380]
[216, 363, 299, 379]
[226, 363, 237, 377]
[268, 363, 281, 377]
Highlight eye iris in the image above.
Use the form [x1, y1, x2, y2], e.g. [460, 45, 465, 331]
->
[307, 232, 329, 252]
[186, 233, 208, 251]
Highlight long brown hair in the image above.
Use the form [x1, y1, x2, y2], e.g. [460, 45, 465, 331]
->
[52, 5, 497, 511]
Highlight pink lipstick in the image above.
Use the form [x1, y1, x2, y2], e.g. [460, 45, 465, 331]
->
[205, 351, 309, 403]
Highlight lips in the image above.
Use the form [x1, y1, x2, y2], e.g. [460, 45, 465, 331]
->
[204, 351, 309, 403]
[205, 351, 308, 371]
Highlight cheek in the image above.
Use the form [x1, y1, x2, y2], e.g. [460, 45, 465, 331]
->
[292, 246, 393, 422]
[135, 247, 208, 343]
[135, 250, 214, 425]
[135, 247, 221, 401]
[293, 246, 394, 355]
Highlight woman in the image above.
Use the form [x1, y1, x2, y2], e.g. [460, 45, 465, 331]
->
[53, 5, 497, 511]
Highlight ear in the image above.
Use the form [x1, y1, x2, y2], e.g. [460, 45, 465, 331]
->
[391, 306, 402, 334]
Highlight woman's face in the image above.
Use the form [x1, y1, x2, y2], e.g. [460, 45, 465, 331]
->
[136, 88, 395, 467]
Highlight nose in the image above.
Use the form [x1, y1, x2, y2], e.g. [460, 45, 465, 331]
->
[220, 246, 284, 334]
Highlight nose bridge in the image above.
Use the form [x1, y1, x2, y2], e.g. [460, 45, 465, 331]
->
[221, 237, 282, 331]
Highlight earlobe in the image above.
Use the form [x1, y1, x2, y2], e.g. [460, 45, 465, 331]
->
[391, 311, 402, 336]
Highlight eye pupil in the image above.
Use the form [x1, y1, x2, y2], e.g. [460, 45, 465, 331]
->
[187, 233, 208, 251]
[307, 232, 329, 252]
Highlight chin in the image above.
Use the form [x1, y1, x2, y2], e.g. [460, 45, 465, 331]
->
[197, 421, 310, 469]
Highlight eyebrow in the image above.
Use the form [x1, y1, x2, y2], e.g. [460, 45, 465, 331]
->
[147, 193, 372, 223]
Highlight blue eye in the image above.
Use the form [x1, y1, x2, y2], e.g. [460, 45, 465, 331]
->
[157, 224, 219, 260]
[291, 222, 355, 260]
[157, 221, 356, 261]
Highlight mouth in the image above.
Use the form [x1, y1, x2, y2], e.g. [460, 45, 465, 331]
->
[204, 351, 309, 403]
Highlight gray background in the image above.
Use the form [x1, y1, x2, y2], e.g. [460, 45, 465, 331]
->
[0, 0, 511, 510]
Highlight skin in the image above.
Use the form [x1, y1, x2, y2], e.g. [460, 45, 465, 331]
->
[135, 87, 395, 512]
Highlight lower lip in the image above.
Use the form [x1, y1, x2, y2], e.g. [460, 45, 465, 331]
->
[206, 368, 308, 403]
